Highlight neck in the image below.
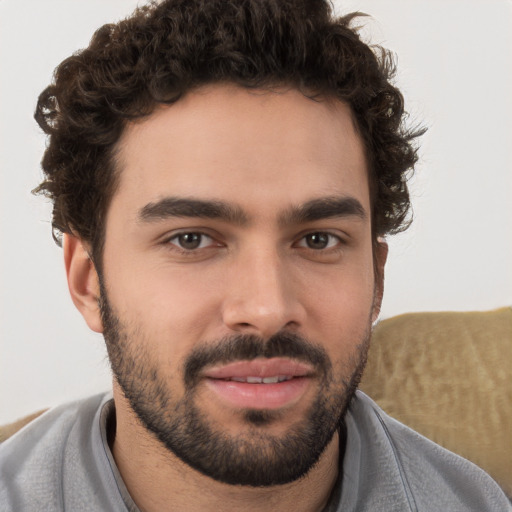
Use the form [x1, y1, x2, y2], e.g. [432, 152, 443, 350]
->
[110, 386, 341, 512]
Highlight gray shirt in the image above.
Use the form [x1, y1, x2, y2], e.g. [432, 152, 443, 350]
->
[0, 391, 510, 511]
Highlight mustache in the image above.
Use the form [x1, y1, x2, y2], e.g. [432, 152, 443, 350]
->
[184, 331, 331, 387]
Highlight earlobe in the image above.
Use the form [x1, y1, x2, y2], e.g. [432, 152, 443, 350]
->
[63, 233, 103, 333]
[371, 240, 388, 323]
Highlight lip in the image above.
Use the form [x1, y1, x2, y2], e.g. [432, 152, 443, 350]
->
[202, 358, 314, 410]
[203, 358, 314, 380]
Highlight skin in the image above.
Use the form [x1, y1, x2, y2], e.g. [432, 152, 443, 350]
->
[64, 84, 387, 512]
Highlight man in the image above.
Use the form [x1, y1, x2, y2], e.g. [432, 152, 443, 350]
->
[0, 0, 509, 510]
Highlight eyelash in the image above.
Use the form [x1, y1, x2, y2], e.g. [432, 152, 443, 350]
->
[295, 232, 343, 251]
[165, 231, 219, 254]
[163, 230, 345, 254]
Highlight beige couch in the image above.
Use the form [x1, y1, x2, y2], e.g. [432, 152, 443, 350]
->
[2, 308, 511, 496]
[360, 307, 512, 497]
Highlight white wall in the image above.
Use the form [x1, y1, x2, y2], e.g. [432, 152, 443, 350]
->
[1, 0, 511, 424]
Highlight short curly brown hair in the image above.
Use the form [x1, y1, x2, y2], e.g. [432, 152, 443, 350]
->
[34, 0, 423, 264]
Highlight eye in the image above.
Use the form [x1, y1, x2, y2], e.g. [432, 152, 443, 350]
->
[168, 232, 214, 251]
[297, 232, 341, 250]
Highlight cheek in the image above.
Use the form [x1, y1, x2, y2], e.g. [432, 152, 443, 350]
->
[300, 259, 375, 346]
[104, 256, 226, 352]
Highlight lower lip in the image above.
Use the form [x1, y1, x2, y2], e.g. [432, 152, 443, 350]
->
[204, 377, 310, 410]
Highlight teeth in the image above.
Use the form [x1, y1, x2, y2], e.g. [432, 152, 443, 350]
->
[229, 376, 292, 383]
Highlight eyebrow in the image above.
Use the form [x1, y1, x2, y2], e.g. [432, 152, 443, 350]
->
[279, 196, 367, 225]
[138, 197, 248, 225]
[138, 195, 367, 226]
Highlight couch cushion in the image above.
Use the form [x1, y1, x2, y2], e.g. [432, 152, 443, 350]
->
[360, 307, 512, 497]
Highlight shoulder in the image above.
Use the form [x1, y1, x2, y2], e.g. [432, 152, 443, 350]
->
[0, 392, 112, 512]
[344, 391, 511, 511]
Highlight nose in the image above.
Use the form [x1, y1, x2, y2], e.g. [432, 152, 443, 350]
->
[221, 246, 306, 338]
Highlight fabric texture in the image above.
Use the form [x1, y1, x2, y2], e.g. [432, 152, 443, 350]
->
[360, 307, 512, 497]
[1, 391, 510, 512]
[0, 410, 47, 444]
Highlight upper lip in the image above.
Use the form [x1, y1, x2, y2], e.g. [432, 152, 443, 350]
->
[202, 358, 314, 380]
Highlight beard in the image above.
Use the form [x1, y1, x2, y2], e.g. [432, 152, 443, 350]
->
[99, 282, 371, 487]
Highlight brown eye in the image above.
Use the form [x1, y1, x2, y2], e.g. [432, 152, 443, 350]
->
[304, 233, 331, 250]
[170, 232, 211, 250]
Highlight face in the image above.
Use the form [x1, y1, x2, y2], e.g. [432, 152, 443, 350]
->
[97, 85, 384, 486]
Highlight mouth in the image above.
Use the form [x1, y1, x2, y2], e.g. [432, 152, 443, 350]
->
[202, 358, 313, 410]
[227, 375, 293, 383]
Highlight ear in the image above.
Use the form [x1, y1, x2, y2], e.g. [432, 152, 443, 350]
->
[371, 239, 388, 323]
[63, 233, 103, 333]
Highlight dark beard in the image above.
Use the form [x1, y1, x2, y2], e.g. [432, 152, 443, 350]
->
[99, 282, 370, 487]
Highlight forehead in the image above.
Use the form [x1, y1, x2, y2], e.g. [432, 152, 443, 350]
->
[111, 84, 369, 221]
